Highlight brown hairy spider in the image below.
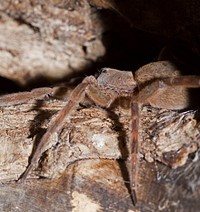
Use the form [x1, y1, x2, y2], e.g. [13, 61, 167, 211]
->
[18, 61, 200, 205]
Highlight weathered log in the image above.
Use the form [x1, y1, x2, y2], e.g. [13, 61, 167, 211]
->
[0, 85, 199, 211]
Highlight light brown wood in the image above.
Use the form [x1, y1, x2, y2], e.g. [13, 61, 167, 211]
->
[0, 0, 106, 86]
[0, 85, 199, 211]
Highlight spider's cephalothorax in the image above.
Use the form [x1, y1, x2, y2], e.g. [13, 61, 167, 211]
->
[97, 68, 137, 94]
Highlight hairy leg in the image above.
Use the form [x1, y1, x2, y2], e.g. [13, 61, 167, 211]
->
[19, 76, 116, 182]
[19, 81, 89, 182]
[129, 75, 200, 204]
[129, 99, 139, 205]
[138, 76, 200, 104]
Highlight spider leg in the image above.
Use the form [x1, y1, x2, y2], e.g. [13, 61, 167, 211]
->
[0, 87, 55, 107]
[19, 80, 89, 182]
[129, 98, 139, 205]
[138, 76, 200, 103]
[129, 75, 200, 204]
[19, 76, 116, 182]
[162, 76, 200, 88]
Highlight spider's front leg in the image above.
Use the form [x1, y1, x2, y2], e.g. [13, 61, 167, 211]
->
[19, 76, 115, 182]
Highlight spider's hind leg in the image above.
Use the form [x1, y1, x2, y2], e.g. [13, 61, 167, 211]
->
[129, 98, 139, 205]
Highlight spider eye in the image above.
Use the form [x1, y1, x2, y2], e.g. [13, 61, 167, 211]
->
[101, 68, 108, 73]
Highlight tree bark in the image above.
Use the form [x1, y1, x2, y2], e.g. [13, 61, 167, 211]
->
[0, 85, 199, 211]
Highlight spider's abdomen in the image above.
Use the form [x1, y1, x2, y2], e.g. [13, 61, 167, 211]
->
[147, 87, 189, 110]
[135, 61, 190, 110]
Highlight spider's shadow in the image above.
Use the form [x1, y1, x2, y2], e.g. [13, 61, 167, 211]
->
[105, 100, 133, 203]
[26, 100, 54, 169]
[25, 86, 72, 172]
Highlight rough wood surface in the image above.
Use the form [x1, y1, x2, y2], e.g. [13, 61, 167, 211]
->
[0, 0, 105, 86]
[0, 85, 199, 211]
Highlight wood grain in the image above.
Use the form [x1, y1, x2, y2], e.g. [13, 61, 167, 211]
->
[0, 86, 199, 211]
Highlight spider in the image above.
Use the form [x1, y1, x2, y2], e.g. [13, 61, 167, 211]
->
[18, 61, 200, 205]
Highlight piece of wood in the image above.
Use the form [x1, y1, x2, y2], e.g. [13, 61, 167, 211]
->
[0, 85, 199, 211]
[0, 0, 106, 86]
